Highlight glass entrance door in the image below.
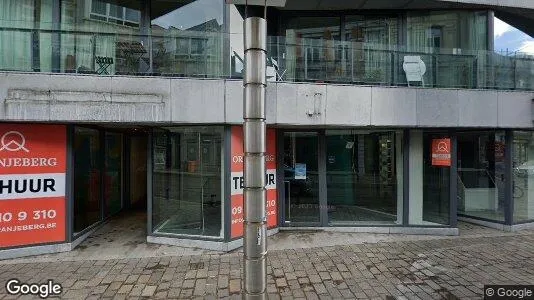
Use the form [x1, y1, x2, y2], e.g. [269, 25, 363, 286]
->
[283, 132, 321, 225]
[281, 130, 402, 227]
[325, 130, 399, 225]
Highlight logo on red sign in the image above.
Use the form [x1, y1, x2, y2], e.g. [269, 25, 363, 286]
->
[0, 124, 67, 249]
[431, 138, 451, 167]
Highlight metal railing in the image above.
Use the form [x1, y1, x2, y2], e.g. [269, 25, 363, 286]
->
[1, 28, 533, 91]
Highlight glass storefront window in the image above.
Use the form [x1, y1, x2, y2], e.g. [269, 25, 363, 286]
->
[152, 127, 224, 237]
[457, 131, 506, 222]
[325, 130, 401, 225]
[512, 131, 534, 223]
[73, 127, 102, 234]
[409, 132, 451, 226]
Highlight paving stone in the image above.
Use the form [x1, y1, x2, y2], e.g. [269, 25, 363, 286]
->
[141, 285, 157, 297]
[1, 224, 534, 299]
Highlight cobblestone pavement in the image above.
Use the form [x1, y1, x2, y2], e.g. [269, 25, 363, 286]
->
[1, 228, 534, 299]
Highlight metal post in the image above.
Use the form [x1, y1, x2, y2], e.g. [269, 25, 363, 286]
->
[243, 13, 268, 300]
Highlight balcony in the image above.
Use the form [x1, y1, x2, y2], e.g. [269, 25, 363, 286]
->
[1, 28, 533, 91]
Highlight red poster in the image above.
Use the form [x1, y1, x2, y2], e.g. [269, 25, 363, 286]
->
[230, 126, 277, 239]
[0, 124, 67, 248]
[431, 138, 451, 167]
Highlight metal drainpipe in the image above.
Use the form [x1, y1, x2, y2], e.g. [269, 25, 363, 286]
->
[243, 11, 268, 300]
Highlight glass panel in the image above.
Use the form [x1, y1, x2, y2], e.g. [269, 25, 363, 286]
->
[104, 132, 123, 217]
[513, 131, 534, 223]
[91, 0, 107, 15]
[407, 11, 488, 52]
[60, 0, 140, 74]
[151, 0, 224, 76]
[108, 4, 123, 20]
[283, 132, 320, 224]
[152, 127, 223, 237]
[457, 132, 506, 222]
[326, 131, 399, 225]
[73, 127, 102, 234]
[345, 15, 398, 45]
[0, 0, 34, 71]
[125, 8, 140, 23]
[422, 133, 450, 225]
[283, 17, 340, 81]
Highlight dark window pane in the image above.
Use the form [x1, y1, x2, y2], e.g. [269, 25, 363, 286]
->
[422, 133, 451, 225]
[73, 127, 102, 234]
[104, 132, 123, 217]
[326, 131, 400, 225]
[457, 131, 506, 222]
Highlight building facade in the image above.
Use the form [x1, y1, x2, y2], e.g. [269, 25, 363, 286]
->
[0, 0, 534, 259]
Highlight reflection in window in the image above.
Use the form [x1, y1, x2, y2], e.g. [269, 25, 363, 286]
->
[90, 0, 140, 27]
[60, 0, 141, 74]
[513, 131, 534, 223]
[150, 0, 224, 76]
[457, 131, 506, 222]
[152, 127, 223, 237]
[407, 11, 488, 52]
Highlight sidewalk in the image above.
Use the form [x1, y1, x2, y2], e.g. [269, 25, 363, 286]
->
[0, 223, 533, 299]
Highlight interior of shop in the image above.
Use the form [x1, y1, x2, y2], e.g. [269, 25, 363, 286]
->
[282, 130, 401, 226]
[72, 126, 148, 245]
[151, 127, 224, 239]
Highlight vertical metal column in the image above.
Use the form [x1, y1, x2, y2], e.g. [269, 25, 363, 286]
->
[243, 15, 268, 300]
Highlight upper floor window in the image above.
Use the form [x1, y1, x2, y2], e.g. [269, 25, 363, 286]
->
[89, 0, 140, 27]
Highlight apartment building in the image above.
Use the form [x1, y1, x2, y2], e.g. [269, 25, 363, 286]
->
[0, 0, 533, 259]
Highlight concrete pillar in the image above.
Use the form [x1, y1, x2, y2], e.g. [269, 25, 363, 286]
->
[409, 130, 423, 225]
[396, 131, 404, 225]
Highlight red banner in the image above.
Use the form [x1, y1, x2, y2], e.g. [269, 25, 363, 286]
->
[0, 124, 67, 248]
[230, 126, 277, 239]
[431, 138, 451, 167]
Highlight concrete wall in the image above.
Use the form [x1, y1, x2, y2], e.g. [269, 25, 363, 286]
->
[1, 72, 533, 128]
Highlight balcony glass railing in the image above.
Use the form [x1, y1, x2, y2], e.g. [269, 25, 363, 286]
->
[263, 36, 534, 90]
[1, 29, 533, 91]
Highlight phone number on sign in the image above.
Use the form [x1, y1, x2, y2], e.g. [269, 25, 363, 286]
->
[0, 210, 58, 233]
[0, 210, 57, 222]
